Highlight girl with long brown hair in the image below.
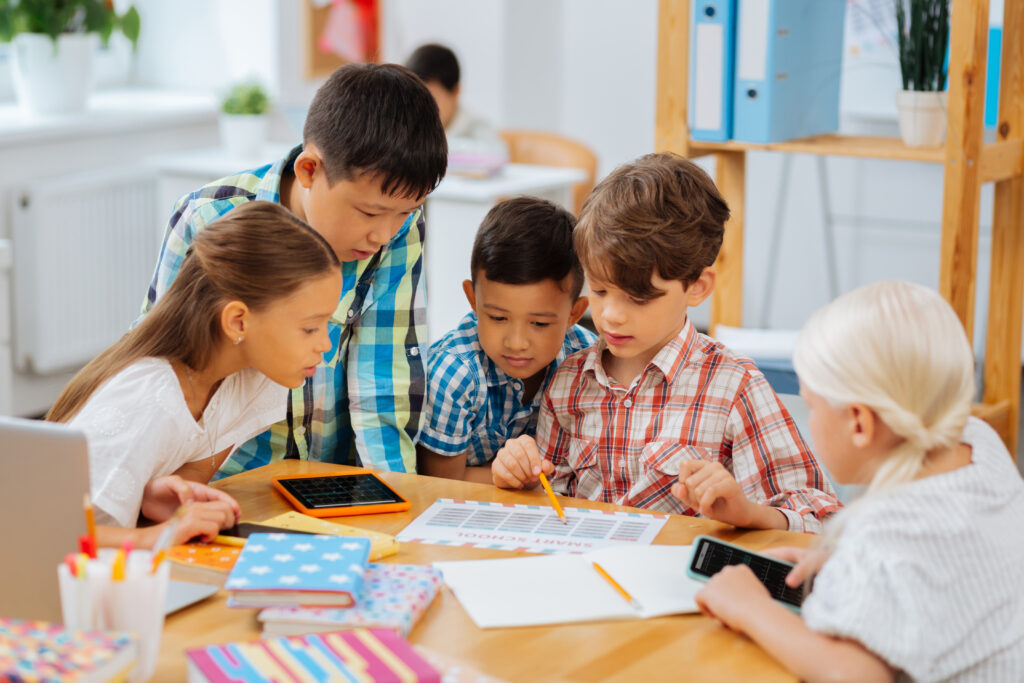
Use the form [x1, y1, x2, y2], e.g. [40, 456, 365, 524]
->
[48, 201, 341, 548]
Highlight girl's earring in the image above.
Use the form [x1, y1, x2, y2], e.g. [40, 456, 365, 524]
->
[234, 336, 243, 345]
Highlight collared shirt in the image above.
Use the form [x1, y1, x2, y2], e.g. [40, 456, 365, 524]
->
[420, 313, 596, 466]
[537, 319, 841, 532]
[141, 145, 427, 475]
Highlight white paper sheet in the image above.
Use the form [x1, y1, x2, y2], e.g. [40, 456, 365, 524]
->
[396, 498, 670, 554]
[434, 545, 702, 628]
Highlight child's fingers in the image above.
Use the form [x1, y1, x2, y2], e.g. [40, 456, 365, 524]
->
[504, 438, 541, 483]
[677, 459, 704, 481]
[540, 458, 556, 477]
[492, 450, 528, 489]
[697, 480, 729, 515]
[514, 436, 545, 474]
[165, 475, 196, 505]
[763, 546, 806, 563]
[683, 461, 721, 491]
[670, 482, 694, 507]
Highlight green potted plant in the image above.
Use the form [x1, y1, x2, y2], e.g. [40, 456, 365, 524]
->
[894, 0, 950, 147]
[219, 80, 271, 158]
[0, 0, 140, 117]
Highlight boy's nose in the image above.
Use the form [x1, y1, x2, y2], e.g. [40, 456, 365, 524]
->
[600, 302, 626, 327]
[505, 327, 529, 351]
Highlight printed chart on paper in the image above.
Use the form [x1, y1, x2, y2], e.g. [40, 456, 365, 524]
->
[396, 498, 669, 554]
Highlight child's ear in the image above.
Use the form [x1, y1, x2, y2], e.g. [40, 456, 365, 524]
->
[462, 279, 477, 311]
[568, 296, 589, 326]
[685, 267, 716, 306]
[848, 403, 876, 449]
[220, 300, 250, 344]
[292, 147, 322, 190]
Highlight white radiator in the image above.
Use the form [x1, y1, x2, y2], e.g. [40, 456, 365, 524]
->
[11, 166, 159, 374]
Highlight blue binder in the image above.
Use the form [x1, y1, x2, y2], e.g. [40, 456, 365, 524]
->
[732, 0, 846, 143]
[688, 0, 737, 142]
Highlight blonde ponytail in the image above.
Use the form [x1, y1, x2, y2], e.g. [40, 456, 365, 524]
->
[793, 280, 974, 498]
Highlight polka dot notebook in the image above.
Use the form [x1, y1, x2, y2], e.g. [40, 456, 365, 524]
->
[256, 563, 442, 637]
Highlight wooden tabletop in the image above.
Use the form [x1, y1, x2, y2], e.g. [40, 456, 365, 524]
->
[157, 461, 811, 682]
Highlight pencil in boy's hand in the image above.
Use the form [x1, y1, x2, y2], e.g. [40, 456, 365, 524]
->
[592, 561, 643, 612]
[537, 471, 568, 524]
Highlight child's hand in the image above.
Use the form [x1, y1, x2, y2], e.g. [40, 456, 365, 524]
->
[492, 435, 554, 489]
[671, 460, 759, 527]
[141, 475, 241, 524]
[136, 499, 239, 548]
[695, 564, 774, 634]
[764, 546, 831, 587]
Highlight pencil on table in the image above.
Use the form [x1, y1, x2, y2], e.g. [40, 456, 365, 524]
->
[592, 561, 643, 612]
[537, 471, 568, 525]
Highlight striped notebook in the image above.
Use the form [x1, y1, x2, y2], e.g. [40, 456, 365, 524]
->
[185, 628, 439, 682]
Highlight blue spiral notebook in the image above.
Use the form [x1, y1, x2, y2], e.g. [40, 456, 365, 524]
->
[224, 532, 370, 608]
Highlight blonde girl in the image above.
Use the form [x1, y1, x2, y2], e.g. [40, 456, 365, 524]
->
[695, 281, 1024, 681]
[48, 202, 341, 549]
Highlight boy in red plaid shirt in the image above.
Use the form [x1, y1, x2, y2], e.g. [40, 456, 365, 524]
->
[492, 153, 840, 532]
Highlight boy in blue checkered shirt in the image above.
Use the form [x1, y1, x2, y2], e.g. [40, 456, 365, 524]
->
[417, 197, 595, 481]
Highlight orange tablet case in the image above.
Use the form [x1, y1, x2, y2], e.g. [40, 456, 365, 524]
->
[271, 471, 412, 518]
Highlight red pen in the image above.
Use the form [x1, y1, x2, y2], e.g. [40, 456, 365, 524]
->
[78, 533, 96, 560]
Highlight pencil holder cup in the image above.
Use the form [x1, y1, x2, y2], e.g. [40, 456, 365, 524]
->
[58, 549, 171, 683]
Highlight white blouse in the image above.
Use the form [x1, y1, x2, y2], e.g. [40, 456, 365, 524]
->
[70, 358, 287, 527]
[801, 418, 1024, 681]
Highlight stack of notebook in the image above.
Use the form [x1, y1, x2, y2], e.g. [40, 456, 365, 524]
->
[225, 532, 442, 637]
[257, 562, 442, 636]
[225, 533, 371, 608]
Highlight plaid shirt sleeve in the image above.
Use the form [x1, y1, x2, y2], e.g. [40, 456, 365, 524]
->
[140, 192, 252, 318]
[538, 365, 575, 495]
[418, 348, 482, 456]
[726, 370, 842, 533]
[346, 211, 427, 473]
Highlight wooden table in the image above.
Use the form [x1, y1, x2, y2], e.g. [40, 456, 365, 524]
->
[158, 461, 812, 682]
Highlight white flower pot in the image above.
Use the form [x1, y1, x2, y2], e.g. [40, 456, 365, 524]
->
[895, 90, 948, 148]
[218, 114, 269, 158]
[10, 33, 97, 117]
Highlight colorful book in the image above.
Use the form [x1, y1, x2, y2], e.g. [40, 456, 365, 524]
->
[0, 618, 138, 683]
[185, 628, 440, 683]
[258, 563, 442, 637]
[259, 511, 400, 560]
[225, 533, 370, 608]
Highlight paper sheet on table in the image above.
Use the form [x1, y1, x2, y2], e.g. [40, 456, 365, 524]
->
[434, 545, 702, 628]
[397, 498, 668, 554]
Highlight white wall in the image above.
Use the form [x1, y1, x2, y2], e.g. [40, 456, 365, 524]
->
[558, 0, 658, 177]
[121, 0, 1015, 347]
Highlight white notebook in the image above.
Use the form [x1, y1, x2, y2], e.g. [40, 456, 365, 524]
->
[434, 544, 702, 629]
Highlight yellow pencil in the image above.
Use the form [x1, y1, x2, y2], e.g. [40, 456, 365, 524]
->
[592, 561, 643, 611]
[537, 471, 567, 525]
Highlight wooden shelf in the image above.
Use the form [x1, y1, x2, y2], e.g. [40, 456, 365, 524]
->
[688, 134, 947, 163]
[656, 0, 1024, 457]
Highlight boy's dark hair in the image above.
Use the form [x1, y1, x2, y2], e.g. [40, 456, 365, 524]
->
[405, 43, 460, 92]
[303, 62, 447, 199]
[575, 152, 729, 299]
[471, 196, 585, 300]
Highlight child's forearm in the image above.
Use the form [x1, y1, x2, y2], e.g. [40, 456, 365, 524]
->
[97, 524, 160, 549]
[464, 463, 495, 484]
[741, 601, 893, 683]
[745, 503, 789, 530]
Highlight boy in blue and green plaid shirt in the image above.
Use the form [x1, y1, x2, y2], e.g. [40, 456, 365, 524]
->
[141, 64, 447, 475]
